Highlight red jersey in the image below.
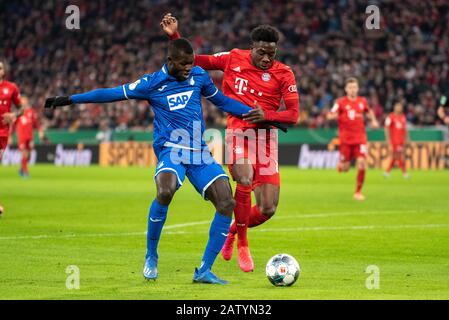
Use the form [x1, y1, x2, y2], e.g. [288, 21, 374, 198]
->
[194, 49, 299, 129]
[385, 112, 407, 145]
[332, 96, 369, 145]
[16, 108, 40, 141]
[0, 80, 21, 137]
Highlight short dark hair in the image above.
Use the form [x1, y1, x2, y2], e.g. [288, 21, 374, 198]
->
[168, 38, 194, 57]
[250, 25, 279, 43]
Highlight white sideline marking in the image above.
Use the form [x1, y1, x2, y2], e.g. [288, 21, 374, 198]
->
[0, 223, 448, 241]
[0, 221, 210, 241]
[0, 211, 445, 241]
[164, 221, 210, 230]
[276, 210, 433, 220]
[257, 224, 449, 233]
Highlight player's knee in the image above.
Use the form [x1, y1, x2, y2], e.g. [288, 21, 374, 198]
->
[156, 187, 176, 205]
[216, 198, 235, 217]
[260, 205, 277, 218]
[236, 176, 253, 186]
[357, 160, 366, 170]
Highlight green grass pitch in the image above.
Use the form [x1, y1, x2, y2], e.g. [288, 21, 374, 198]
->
[0, 165, 448, 299]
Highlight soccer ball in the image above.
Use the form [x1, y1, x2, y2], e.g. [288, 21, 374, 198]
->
[266, 254, 300, 286]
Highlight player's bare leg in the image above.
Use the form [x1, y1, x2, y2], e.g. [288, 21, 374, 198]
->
[251, 183, 280, 226]
[384, 146, 396, 178]
[354, 157, 366, 201]
[19, 148, 30, 177]
[397, 150, 408, 178]
[144, 172, 177, 280]
[222, 161, 254, 268]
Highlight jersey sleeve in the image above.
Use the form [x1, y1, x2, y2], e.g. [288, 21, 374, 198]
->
[280, 69, 299, 102]
[122, 75, 153, 100]
[363, 97, 370, 112]
[12, 84, 21, 106]
[194, 52, 230, 71]
[200, 72, 219, 99]
[262, 68, 299, 124]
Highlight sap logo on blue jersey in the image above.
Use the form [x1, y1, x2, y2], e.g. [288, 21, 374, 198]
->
[167, 90, 194, 111]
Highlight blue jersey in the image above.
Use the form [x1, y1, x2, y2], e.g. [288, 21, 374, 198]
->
[71, 65, 252, 158]
[123, 65, 221, 155]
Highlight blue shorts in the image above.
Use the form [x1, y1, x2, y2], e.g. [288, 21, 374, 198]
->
[154, 147, 229, 200]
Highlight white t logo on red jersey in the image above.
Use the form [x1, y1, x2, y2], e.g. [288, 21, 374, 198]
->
[234, 77, 248, 95]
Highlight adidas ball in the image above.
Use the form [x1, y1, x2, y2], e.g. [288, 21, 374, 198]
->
[266, 254, 300, 286]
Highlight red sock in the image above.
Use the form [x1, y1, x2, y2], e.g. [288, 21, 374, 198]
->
[233, 184, 252, 247]
[356, 169, 366, 193]
[398, 158, 406, 173]
[386, 159, 395, 172]
[21, 155, 28, 173]
[248, 205, 270, 228]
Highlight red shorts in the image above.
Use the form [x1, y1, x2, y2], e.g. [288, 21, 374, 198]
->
[339, 143, 368, 162]
[226, 128, 280, 189]
[391, 143, 405, 153]
[0, 137, 7, 158]
[18, 139, 33, 151]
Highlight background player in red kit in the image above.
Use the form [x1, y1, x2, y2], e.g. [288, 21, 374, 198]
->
[327, 77, 379, 201]
[384, 101, 409, 178]
[14, 96, 45, 178]
[161, 14, 299, 272]
[0, 59, 23, 215]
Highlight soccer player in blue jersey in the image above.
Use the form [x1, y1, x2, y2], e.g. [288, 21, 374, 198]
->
[44, 39, 260, 284]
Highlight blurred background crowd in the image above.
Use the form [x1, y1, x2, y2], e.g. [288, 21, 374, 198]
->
[1, 0, 448, 131]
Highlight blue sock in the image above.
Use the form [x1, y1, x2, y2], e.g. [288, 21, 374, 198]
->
[146, 199, 168, 259]
[198, 212, 232, 273]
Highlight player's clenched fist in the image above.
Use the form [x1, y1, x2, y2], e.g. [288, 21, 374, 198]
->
[44, 96, 72, 109]
[160, 13, 178, 36]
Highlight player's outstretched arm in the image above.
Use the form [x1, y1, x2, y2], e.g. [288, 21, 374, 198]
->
[367, 108, 379, 129]
[45, 75, 152, 109]
[207, 91, 288, 132]
[160, 13, 228, 71]
[45, 86, 126, 109]
[206, 89, 252, 116]
[161, 13, 180, 39]
[244, 99, 299, 125]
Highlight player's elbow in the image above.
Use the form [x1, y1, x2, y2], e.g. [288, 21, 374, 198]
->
[289, 110, 299, 124]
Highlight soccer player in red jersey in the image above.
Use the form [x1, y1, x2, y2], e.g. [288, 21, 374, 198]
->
[14, 96, 45, 178]
[327, 77, 379, 201]
[161, 14, 299, 272]
[0, 59, 23, 215]
[384, 101, 409, 178]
